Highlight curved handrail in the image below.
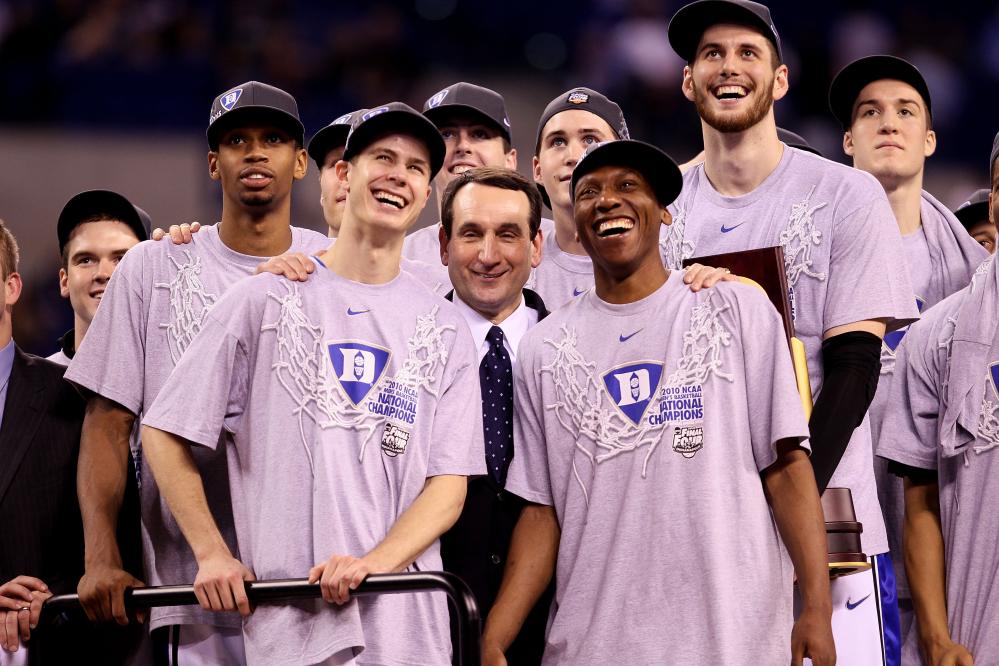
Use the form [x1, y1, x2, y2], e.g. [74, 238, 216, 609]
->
[42, 571, 481, 665]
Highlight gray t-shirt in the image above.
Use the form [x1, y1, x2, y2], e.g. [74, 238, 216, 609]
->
[143, 264, 485, 666]
[662, 146, 919, 554]
[65, 223, 330, 630]
[525, 226, 593, 311]
[506, 271, 809, 665]
[878, 260, 999, 663]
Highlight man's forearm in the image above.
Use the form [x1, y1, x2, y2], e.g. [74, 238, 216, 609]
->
[140, 425, 230, 561]
[78, 397, 135, 568]
[483, 504, 559, 652]
[903, 478, 952, 653]
[365, 475, 468, 572]
[763, 444, 831, 611]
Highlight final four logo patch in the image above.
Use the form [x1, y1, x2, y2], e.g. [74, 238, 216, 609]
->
[567, 91, 589, 104]
[220, 89, 242, 111]
[602, 361, 664, 426]
[362, 106, 389, 121]
[328, 341, 391, 406]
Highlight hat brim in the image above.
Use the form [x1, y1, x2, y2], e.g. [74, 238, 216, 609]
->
[954, 201, 991, 230]
[423, 104, 511, 143]
[343, 111, 446, 180]
[207, 107, 306, 150]
[829, 55, 931, 130]
[57, 190, 149, 252]
[307, 125, 351, 168]
[668, 0, 780, 63]
[571, 140, 683, 208]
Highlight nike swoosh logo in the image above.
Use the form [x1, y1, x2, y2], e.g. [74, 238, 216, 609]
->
[720, 222, 746, 233]
[619, 329, 642, 343]
[346, 307, 371, 316]
[845, 593, 872, 610]
[572, 287, 585, 297]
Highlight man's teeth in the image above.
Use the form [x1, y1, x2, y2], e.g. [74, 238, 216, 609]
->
[374, 191, 405, 208]
[246, 173, 267, 179]
[715, 85, 747, 99]
[452, 165, 473, 174]
[597, 218, 635, 236]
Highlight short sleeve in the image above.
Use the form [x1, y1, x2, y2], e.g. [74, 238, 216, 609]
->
[876, 325, 941, 471]
[733, 287, 811, 471]
[823, 179, 919, 333]
[427, 324, 486, 477]
[65, 245, 148, 415]
[142, 298, 251, 449]
[504, 340, 554, 506]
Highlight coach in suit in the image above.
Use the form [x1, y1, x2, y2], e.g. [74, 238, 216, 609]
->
[0, 220, 140, 665]
[436, 167, 552, 665]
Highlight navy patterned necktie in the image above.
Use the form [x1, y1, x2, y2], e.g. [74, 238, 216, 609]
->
[480, 325, 514, 486]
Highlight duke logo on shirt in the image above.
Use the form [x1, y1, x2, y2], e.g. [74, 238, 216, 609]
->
[328, 341, 391, 406]
[989, 362, 999, 400]
[602, 361, 663, 425]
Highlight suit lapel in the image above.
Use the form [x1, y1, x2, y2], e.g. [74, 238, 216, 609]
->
[0, 348, 46, 505]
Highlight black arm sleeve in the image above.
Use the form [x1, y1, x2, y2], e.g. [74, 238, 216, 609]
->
[808, 331, 882, 493]
[886, 460, 938, 485]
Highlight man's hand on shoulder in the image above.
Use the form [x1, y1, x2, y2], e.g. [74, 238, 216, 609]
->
[255, 252, 316, 282]
[309, 553, 388, 606]
[0, 577, 51, 652]
[682, 263, 739, 292]
[151, 221, 201, 244]
[77, 565, 145, 625]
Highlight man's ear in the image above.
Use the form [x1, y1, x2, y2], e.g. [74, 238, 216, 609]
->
[530, 227, 543, 269]
[772, 64, 789, 101]
[681, 65, 696, 102]
[335, 160, 350, 193]
[505, 148, 518, 171]
[294, 147, 308, 180]
[4, 271, 22, 308]
[533, 155, 543, 185]
[58, 267, 69, 298]
[661, 207, 673, 228]
[842, 131, 855, 158]
[438, 225, 450, 267]
[208, 152, 220, 181]
[924, 129, 937, 158]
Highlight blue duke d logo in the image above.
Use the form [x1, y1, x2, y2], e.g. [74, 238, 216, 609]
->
[328, 341, 391, 406]
[990, 362, 999, 400]
[602, 362, 664, 425]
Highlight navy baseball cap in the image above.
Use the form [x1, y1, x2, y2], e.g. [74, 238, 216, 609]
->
[423, 82, 512, 143]
[343, 103, 446, 179]
[571, 140, 683, 208]
[535, 87, 629, 208]
[57, 190, 151, 253]
[307, 109, 368, 169]
[954, 189, 992, 230]
[829, 56, 932, 130]
[668, 0, 782, 63]
[777, 127, 822, 157]
[206, 81, 305, 150]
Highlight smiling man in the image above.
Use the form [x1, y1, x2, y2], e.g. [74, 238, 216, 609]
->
[662, 2, 919, 663]
[482, 139, 833, 665]
[65, 81, 330, 664]
[140, 103, 483, 665]
[829, 55, 989, 646]
[435, 166, 550, 664]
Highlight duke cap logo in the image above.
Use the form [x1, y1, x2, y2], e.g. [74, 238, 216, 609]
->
[307, 108, 369, 168]
[421, 82, 513, 144]
[343, 101, 447, 179]
[206, 80, 304, 150]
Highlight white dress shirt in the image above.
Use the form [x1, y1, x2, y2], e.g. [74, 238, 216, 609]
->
[452, 292, 539, 366]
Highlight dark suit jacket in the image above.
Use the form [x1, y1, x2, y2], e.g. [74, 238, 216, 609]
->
[440, 289, 554, 665]
[0, 346, 142, 665]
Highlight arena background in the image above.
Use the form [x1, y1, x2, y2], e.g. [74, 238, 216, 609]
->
[2, 0, 997, 355]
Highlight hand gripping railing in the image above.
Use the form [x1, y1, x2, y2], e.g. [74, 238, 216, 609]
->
[42, 571, 482, 665]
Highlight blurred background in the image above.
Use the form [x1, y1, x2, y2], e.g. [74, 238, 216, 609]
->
[3, 0, 998, 354]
